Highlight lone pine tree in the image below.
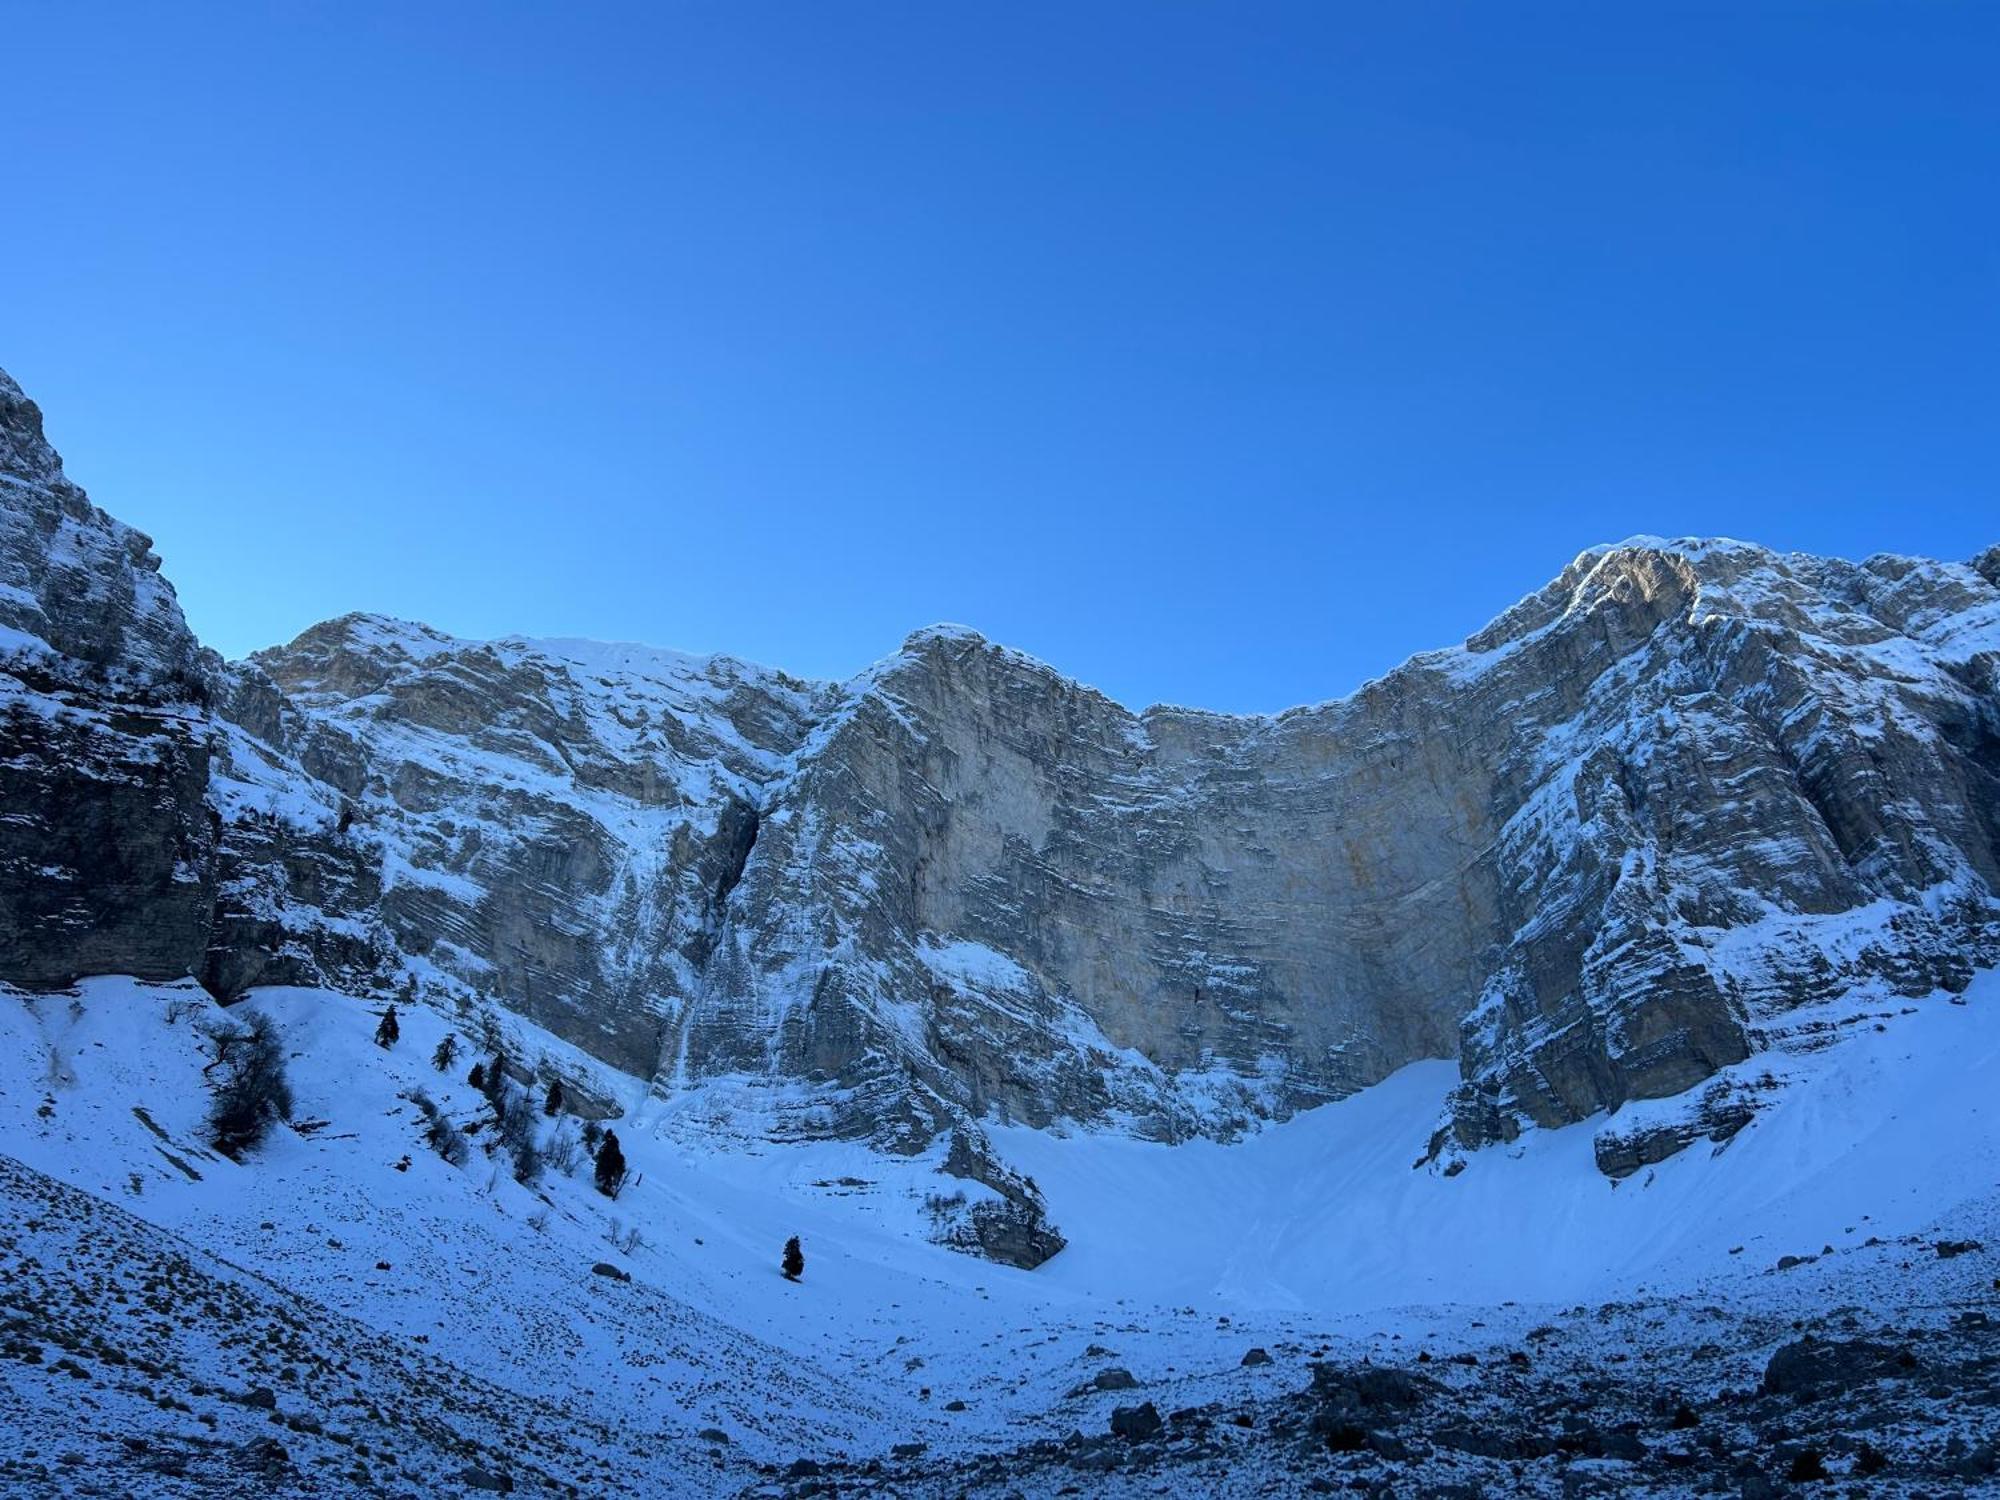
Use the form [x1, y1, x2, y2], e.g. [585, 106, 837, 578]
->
[782, 1236, 804, 1281]
[373, 1004, 400, 1050]
[544, 1078, 564, 1116]
[593, 1130, 627, 1198]
[432, 1032, 459, 1071]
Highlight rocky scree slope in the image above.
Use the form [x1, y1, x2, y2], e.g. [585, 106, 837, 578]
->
[1, 365, 1997, 1262]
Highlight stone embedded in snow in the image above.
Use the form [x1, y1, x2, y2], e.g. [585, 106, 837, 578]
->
[1109, 1401, 1162, 1440]
[1762, 1338, 1917, 1399]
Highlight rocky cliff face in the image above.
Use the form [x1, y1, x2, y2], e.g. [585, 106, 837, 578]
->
[2, 364, 1996, 1265]
[0, 371, 220, 988]
[666, 545, 2000, 1182]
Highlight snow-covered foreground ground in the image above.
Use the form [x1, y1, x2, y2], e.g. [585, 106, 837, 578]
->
[1, 973, 1997, 1495]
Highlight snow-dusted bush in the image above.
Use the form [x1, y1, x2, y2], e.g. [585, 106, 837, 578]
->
[202, 1012, 293, 1157]
[405, 1087, 471, 1168]
[494, 1081, 543, 1185]
[544, 1122, 585, 1176]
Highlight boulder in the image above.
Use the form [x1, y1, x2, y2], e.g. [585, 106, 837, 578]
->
[1109, 1403, 1162, 1442]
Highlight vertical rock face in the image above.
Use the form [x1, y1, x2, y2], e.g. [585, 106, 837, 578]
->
[0, 371, 220, 986]
[1, 363, 1997, 1263]
[676, 545, 2000, 1165]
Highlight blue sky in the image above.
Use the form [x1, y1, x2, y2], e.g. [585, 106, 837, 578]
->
[6, 4, 1995, 712]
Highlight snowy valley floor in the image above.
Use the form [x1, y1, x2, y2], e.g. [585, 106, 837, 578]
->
[2, 974, 1998, 1496]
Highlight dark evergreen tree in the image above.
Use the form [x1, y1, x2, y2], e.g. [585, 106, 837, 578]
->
[483, 1051, 508, 1102]
[544, 1078, 565, 1116]
[581, 1120, 602, 1152]
[468, 1062, 486, 1091]
[373, 1004, 400, 1050]
[432, 1032, 459, 1071]
[204, 1012, 294, 1157]
[593, 1130, 627, 1198]
[782, 1236, 804, 1282]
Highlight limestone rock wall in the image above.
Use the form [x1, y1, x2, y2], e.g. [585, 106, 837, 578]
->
[3, 363, 1997, 1266]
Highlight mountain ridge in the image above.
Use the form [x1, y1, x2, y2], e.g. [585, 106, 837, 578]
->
[236, 531, 2000, 727]
[3, 363, 1997, 1266]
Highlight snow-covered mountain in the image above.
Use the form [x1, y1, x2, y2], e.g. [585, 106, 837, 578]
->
[5, 366, 2000, 1261]
[6, 366, 2000, 1494]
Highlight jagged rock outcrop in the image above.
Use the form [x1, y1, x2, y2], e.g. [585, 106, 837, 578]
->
[0, 371, 221, 987]
[239, 616, 832, 1075]
[2, 364, 1996, 1265]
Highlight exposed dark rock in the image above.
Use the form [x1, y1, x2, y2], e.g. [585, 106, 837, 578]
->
[1109, 1402, 1162, 1441]
[1762, 1338, 1917, 1399]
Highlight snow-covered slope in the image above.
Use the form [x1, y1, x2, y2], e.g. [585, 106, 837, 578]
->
[3, 968, 1998, 1494]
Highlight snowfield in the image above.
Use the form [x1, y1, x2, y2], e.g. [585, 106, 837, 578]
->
[2, 972, 1998, 1495]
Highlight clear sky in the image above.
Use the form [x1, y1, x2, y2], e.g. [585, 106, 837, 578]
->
[6, 4, 1995, 712]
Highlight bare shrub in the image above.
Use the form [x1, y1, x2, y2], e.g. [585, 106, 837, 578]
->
[203, 1012, 293, 1157]
[405, 1087, 470, 1168]
[545, 1122, 584, 1176]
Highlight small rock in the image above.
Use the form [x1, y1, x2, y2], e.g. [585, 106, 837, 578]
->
[1240, 1348, 1272, 1367]
[1321, 1420, 1368, 1453]
[456, 1467, 514, 1494]
[697, 1428, 729, 1445]
[1092, 1367, 1139, 1391]
[1948, 1441, 1999, 1478]
[1783, 1447, 1828, 1482]
[240, 1387, 277, 1411]
[1762, 1338, 1916, 1398]
[1109, 1402, 1162, 1441]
